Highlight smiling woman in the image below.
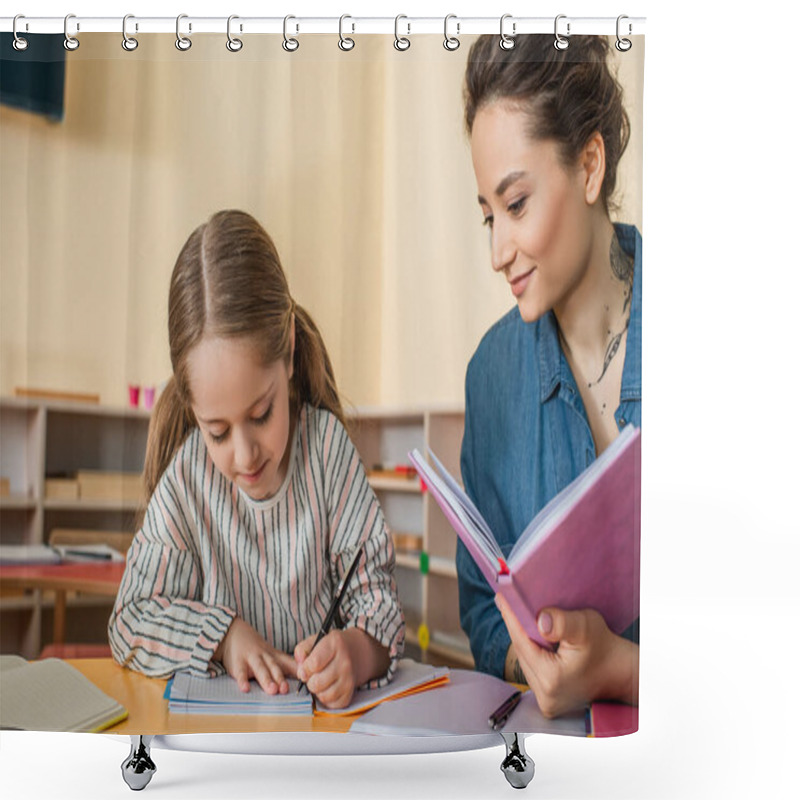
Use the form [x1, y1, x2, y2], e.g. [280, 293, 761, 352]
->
[457, 35, 641, 722]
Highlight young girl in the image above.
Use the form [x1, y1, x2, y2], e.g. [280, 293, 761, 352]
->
[108, 210, 404, 709]
[457, 35, 640, 719]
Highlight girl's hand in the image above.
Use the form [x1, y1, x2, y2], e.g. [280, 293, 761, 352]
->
[215, 617, 298, 695]
[294, 628, 390, 709]
[496, 594, 638, 719]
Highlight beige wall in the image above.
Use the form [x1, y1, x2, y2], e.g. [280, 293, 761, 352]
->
[0, 35, 643, 409]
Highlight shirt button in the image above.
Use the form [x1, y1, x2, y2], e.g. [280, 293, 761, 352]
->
[619, 417, 626, 428]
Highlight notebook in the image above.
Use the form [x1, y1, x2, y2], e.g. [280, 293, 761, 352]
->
[350, 668, 585, 737]
[314, 658, 450, 717]
[409, 425, 641, 648]
[165, 671, 313, 716]
[0, 655, 128, 732]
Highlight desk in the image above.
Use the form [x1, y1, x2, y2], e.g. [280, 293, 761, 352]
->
[0, 562, 125, 645]
[68, 658, 352, 735]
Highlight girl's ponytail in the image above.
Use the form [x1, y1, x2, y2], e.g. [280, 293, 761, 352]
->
[142, 377, 196, 504]
[292, 303, 346, 430]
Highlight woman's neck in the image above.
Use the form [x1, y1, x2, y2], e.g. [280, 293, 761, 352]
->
[554, 219, 634, 375]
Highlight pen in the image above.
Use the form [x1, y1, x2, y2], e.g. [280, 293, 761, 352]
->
[488, 689, 522, 731]
[296, 541, 365, 695]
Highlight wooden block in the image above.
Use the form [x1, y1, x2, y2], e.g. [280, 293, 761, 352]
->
[0, 477, 9, 497]
[392, 532, 424, 552]
[45, 478, 80, 500]
[76, 471, 143, 502]
[14, 387, 100, 404]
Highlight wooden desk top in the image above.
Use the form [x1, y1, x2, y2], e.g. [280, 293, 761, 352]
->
[0, 562, 125, 595]
[68, 659, 352, 735]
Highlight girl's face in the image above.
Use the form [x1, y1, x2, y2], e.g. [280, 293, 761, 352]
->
[470, 101, 598, 323]
[186, 335, 294, 501]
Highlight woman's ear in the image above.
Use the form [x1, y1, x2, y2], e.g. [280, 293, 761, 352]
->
[581, 131, 606, 206]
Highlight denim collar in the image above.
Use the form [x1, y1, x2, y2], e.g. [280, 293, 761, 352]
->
[537, 223, 642, 403]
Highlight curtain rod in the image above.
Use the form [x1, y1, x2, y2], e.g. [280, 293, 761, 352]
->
[1, 16, 646, 37]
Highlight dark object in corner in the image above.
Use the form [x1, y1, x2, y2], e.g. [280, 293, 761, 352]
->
[1, 33, 66, 121]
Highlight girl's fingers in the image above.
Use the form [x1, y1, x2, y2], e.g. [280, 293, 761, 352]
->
[298, 636, 336, 683]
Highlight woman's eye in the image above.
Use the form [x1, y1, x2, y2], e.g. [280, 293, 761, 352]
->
[508, 197, 527, 216]
[210, 429, 229, 444]
[253, 405, 273, 426]
[482, 215, 494, 229]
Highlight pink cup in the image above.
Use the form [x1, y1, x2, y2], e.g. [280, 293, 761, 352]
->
[143, 386, 156, 410]
[128, 384, 140, 408]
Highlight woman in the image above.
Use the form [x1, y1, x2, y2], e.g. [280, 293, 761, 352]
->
[457, 34, 640, 719]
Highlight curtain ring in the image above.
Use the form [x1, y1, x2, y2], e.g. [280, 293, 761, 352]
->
[499, 14, 516, 51]
[63, 14, 79, 51]
[394, 15, 410, 51]
[338, 14, 355, 51]
[283, 15, 299, 52]
[12, 15, 29, 52]
[175, 14, 192, 51]
[226, 15, 243, 52]
[554, 14, 570, 51]
[616, 15, 632, 52]
[122, 14, 138, 51]
[443, 14, 460, 51]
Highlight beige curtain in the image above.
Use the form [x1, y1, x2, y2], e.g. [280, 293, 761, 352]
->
[0, 34, 643, 409]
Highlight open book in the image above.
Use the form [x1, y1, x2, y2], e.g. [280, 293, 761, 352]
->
[409, 425, 641, 648]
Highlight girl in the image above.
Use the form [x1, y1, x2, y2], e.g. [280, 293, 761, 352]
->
[108, 210, 404, 709]
[457, 35, 640, 719]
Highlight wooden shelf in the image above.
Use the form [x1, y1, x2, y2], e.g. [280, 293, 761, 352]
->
[395, 552, 421, 571]
[0, 494, 37, 510]
[348, 406, 466, 670]
[368, 476, 422, 493]
[1, 397, 150, 656]
[44, 498, 142, 512]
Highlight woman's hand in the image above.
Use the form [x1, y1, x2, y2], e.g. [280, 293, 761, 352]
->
[496, 594, 638, 719]
[214, 617, 298, 694]
[294, 628, 389, 709]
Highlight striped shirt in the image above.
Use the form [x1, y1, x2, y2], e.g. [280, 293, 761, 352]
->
[108, 404, 405, 687]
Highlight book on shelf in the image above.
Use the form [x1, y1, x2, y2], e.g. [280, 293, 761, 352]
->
[0, 544, 62, 565]
[0, 655, 128, 732]
[0, 543, 125, 565]
[408, 425, 641, 648]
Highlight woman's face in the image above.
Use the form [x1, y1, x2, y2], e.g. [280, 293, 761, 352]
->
[471, 101, 597, 323]
[186, 335, 294, 501]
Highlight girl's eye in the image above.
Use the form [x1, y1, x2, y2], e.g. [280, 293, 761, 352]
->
[253, 404, 273, 426]
[482, 215, 494, 229]
[210, 429, 229, 444]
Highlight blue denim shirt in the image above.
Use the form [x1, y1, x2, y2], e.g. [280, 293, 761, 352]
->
[457, 223, 642, 678]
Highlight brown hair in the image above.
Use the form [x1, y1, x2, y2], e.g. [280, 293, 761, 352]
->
[464, 35, 630, 213]
[143, 209, 345, 502]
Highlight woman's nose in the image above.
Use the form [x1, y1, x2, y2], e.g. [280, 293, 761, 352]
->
[490, 220, 515, 273]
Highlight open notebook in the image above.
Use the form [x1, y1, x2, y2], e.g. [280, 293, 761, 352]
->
[164, 659, 448, 717]
[0, 655, 128, 732]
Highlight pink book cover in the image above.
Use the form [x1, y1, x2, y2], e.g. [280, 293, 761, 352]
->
[410, 427, 640, 649]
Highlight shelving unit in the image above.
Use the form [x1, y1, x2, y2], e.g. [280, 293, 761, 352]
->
[347, 405, 472, 668]
[1, 398, 471, 668]
[0, 396, 150, 656]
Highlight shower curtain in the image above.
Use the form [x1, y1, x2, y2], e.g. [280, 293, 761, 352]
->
[0, 16, 645, 765]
